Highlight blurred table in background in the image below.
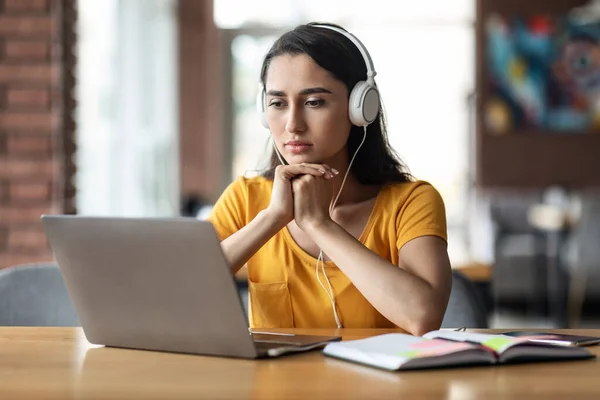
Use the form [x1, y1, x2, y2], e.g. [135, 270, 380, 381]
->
[455, 262, 493, 283]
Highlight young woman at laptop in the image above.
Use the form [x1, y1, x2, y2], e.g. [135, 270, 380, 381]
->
[207, 23, 451, 335]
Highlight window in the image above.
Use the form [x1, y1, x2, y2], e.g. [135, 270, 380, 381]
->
[230, 34, 278, 178]
[76, 0, 179, 217]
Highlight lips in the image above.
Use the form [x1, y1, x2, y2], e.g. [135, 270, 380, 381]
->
[284, 140, 313, 154]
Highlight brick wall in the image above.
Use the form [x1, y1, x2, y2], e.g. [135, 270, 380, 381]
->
[0, 0, 76, 268]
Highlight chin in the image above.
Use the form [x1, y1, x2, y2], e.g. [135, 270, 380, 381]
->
[286, 155, 322, 164]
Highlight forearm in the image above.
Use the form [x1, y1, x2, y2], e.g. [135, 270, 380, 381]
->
[220, 210, 286, 274]
[306, 221, 446, 335]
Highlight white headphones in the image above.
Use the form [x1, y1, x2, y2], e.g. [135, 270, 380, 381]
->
[256, 24, 380, 128]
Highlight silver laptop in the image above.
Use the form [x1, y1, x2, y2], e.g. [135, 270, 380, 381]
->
[41, 215, 340, 358]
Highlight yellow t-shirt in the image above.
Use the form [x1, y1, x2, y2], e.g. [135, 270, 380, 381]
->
[208, 176, 447, 329]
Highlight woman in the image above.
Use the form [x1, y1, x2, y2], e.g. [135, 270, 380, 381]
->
[208, 22, 451, 335]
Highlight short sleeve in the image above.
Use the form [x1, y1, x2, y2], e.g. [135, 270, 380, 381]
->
[395, 182, 447, 250]
[207, 177, 248, 241]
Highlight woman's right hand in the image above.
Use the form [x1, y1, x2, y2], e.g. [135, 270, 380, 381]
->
[266, 163, 336, 227]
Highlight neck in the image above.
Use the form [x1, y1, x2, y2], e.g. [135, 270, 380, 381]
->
[332, 174, 360, 207]
[325, 152, 368, 208]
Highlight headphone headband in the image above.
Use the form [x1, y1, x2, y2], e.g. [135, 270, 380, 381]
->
[311, 24, 377, 83]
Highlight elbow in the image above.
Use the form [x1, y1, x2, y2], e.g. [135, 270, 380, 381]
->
[407, 318, 441, 337]
[404, 301, 445, 337]
[405, 282, 451, 336]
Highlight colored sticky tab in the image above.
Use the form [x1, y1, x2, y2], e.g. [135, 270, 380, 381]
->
[396, 350, 420, 359]
[395, 340, 476, 359]
[482, 337, 514, 353]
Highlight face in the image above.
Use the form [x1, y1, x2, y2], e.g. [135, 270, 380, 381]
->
[264, 53, 352, 165]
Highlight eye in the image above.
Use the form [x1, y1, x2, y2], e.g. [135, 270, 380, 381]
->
[305, 99, 324, 107]
[268, 100, 286, 108]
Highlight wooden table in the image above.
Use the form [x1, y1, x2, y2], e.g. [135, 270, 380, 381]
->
[1, 328, 600, 399]
[454, 262, 493, 282]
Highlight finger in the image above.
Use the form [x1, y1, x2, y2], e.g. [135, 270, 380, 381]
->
[278, 165, 329, 180]
[291, 174, 316, 192]
[321, 164, 340, 177]
[300, 163, 338, 179]
[298, 163, 332, 177]
[318, 164, 339, 179]
[274, 165, 316, 181]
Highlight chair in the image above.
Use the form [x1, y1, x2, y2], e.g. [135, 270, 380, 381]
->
[441, 270, 489, 329]
[0, 263, 80, 326]
[564, 195, 600, 327]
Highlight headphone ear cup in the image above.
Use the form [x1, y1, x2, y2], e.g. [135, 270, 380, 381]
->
[256, 86, 269, 128]
[348, 81, 380, 127]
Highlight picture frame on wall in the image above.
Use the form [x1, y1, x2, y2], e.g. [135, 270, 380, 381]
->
[485, 13, 600, 135]
[476, 0, 600, 188]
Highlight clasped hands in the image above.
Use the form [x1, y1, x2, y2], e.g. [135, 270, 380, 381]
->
[267, 163, 340, 232]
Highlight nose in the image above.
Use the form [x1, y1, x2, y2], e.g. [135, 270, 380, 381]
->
[285, 104, 307, 134]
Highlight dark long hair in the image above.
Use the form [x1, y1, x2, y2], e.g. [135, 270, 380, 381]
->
[260, 22, 412, 185]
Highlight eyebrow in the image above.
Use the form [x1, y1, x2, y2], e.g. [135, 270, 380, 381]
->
[266, 87, 333, 97]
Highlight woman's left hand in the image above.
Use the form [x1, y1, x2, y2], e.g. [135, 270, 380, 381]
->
[292, 172, 334, 233]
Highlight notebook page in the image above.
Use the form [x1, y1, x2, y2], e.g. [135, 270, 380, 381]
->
[423, 331, 527, 354]
[323, 333, 479, 370]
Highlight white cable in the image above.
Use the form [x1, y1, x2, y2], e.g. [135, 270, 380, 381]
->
[315, 126, 368, 328]
[273, 139, 287, 165]
[330, 126, 368, 213]
[316, 249, 342, 328]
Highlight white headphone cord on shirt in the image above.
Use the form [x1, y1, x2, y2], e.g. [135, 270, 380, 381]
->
[315, 126, 368, 328]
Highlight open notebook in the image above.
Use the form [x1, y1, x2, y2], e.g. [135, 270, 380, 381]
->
[322, 330, 595, 371]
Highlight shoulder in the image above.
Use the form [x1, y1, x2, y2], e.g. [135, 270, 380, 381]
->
[224, 175, 273, 196]
[208, 175, 274, 237]
[381, 180, 445, 209]
[381, 180, 447, 247]
[243, 175, 273, 192]
[219, 175, 273, 214]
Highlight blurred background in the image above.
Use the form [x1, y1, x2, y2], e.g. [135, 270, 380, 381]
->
[1, 0, 600, 329]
